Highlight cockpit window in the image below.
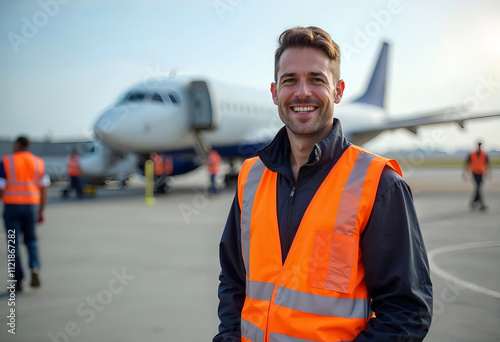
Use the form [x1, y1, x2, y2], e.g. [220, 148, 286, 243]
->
[125, 92, 147, 102]
[151, 93, 164, 103]
[119, 89, 180, 105]
[168, 92, 180, 104]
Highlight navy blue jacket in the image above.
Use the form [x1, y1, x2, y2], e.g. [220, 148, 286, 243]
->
[214, 119, 433, 341]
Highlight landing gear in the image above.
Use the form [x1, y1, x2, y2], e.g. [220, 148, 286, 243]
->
[154, 176, 170, 194]
[119, 179, 128, 189]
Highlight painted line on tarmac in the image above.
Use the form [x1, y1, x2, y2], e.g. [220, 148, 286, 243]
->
[428, 241, 500, 299]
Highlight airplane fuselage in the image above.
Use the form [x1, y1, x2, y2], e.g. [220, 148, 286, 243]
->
[93, 77, 387, 156]
[92, 42, 499, 178]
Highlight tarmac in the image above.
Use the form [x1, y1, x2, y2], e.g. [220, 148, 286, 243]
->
[0, 167, 498, 342]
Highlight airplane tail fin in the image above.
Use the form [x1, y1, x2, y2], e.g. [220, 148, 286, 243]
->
[352, 42, 389, 108]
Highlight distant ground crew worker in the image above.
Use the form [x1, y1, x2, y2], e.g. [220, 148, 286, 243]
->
[214, 27, 432, 341]
[464, 141, 490, 210]
[151, 152, 168, 193]
[152, 152, 164, 177]
[207, 149, 221, 194]
[164, 154, 174, 176]
[63, 149, 83, 198]
[0, 136, 50, 291]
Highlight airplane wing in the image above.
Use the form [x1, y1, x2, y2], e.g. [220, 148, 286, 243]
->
[349, 109, 500, 145]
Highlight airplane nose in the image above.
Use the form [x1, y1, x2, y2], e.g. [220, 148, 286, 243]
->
[94, 104, 188, 152]
[93, 105, 127, 144]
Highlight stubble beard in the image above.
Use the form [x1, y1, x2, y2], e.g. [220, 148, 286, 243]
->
[278, 100, 334, 139]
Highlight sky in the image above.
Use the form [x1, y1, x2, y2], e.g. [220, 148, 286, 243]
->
[1, 0, 499, 153]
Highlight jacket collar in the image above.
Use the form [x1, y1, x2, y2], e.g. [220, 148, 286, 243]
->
[257, 118, 351, 177]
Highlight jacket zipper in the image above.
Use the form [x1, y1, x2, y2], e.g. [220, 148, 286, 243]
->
[286, 174, 298, 258]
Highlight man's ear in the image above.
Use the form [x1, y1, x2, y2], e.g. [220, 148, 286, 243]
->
[270, 82, 278, 105]
[334, 79, 345, 104]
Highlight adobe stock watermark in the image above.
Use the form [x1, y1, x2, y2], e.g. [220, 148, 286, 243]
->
[395, 129, 448, 177]
[213, 0, 244, 21]
[452, 74, 500, 116]
[46, 267, 135, 342]
[178, 188, 211, 224]
[397, 72, 499, 175]
[92, 105, 131, 142]
[7, 0, 71, 54]
[342, 0, 403, 63]
[39, 132, 96, 182]
[393, 278, 462, 341]
[141, 65, 176, 89]
[237, 113, 281, 157]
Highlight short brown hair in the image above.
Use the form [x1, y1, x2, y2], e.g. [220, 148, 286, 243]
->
[15, 136, 30, 149]
[274, 26, 341, 82]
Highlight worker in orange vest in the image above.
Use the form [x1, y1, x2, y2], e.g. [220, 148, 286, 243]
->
[214, 27, 432, 341]
[63, 149, 83, 198]
[0, 136, 50, 291]
[151, 152, 164, 177]
[151, 152, 171, 193]
[207, 149, 221, 194]
[464, 141, 490, 210]
[164, 155, 174, 176]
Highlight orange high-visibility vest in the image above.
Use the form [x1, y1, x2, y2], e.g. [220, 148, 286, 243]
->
[67, 154, 81, 177]
[237, 145, 402, 342]
[208, 150, 221, 175]
[153, 154, 164, 176]
[2, 151, 45, 205]
[469, 151, 487, 175]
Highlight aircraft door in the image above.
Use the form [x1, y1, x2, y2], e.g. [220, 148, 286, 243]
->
[188, 81, 217, 131]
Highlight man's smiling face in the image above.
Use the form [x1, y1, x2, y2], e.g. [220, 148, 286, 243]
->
[271, 47, 344, 140]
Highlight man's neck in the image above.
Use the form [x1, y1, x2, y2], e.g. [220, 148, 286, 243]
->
[289, 138, 314, 181]
[286, 125, 332, 181]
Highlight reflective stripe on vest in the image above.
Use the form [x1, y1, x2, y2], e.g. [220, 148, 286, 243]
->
[334, 152, 374, 236]
[238, 145, 401, 342]
[241, 159, 266, 277]
[242, 321, 349, 342]
[242, 319, 266, 342]
[2, 153, 44, 205]
[245, 278, 370, 319]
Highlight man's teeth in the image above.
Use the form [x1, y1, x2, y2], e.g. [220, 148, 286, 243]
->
[293, 106, 315, 112]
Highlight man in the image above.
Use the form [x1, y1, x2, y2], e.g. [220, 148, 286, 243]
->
[0, 136, 50, 291]
[208, 149, 222, 194]
[63, 149, 83, 198]
[164, 154, 174, 177]
[151, 152, 169, 194]
[214, 27, 432, 341]
[464, 141, 490, 210]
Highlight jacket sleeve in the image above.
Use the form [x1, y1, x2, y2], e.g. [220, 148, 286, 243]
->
[355, 167, 433, 341]
[213, 192, 246, 342]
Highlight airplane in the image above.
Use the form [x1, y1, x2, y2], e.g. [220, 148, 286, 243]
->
[93, 42, 500, 190]
[44, 140, 138, 192]
[76, 140, 138, 187]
